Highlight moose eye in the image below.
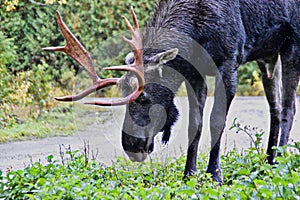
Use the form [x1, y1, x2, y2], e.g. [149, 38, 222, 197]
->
[137, 92, 150, 104]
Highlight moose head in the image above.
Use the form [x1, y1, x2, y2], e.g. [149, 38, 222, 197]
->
[44, 8, 180, 162]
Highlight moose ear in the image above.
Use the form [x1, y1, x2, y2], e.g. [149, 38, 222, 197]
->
[125, 52, 134, 65]
[151, 48, 179, 64]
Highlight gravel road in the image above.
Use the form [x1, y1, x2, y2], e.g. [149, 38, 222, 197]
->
[0, 97, 299, 172]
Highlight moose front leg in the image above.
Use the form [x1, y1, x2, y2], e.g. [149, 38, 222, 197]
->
[207, 66, 238, 183]
[184, 77, 207, 177]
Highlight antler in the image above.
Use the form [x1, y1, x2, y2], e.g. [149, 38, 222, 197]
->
[43, 7, 144, 106]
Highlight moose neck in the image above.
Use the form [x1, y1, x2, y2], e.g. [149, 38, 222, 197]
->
[141, 0, 205, 94]
[143, 0, 198, 58]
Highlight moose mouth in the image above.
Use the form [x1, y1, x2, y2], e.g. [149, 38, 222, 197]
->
[124, 142, 154, 162]
[125, 151, 148, 162]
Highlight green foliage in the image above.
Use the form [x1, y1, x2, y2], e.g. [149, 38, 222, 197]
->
[0, 61, 54, 128]
[220, 143, 300, 199]
[230, 118, 265, 157]
[1, 0, 154, 75]
[1, 125, 299, 199]
[26, 62, 52, 118]
[0, 30, 16, 67]
[0, 0, 154, 127]
[0, 31, 17, 128]
[237, 62, 264, 96]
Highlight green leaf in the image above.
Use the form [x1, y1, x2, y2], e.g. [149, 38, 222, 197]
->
[272, 177, 281, 185]
[186, 178, 197, 188]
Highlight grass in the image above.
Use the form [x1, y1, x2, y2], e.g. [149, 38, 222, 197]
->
[0, 103, 110, 143]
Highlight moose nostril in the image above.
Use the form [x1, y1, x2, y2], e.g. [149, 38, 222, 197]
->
[148, 143, 154, 153]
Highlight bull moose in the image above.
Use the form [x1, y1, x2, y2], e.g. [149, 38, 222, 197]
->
[44, 0, 300, 183]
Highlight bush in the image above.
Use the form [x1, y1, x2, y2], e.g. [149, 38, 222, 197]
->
[1, 0, 154, 76]
[237, 62, 264, 96]
[0, 30, 17, 128]
[0, 0, 155, 126]
[0, 63, 54, 127]
[0, 28, 56, 127]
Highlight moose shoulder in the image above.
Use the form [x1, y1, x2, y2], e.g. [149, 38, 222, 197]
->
[44, 0, 300, 183]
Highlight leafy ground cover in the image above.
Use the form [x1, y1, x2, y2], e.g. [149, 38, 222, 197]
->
[1, 124, 299, 199]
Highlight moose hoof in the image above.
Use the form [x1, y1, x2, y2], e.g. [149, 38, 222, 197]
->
[207, 169, 223, 184]
[211, 174, 223, 185]
[183, 168, 198, 179]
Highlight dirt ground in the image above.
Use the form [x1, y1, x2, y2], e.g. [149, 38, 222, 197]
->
[0, 97, 299, 172]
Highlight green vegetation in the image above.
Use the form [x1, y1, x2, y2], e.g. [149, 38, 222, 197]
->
[0, 0, 154, 128]
[237, 62, 264, 96]
[1, 122, 299, 199]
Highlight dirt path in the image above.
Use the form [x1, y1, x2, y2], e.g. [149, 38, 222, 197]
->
[1, 97, 299, 172]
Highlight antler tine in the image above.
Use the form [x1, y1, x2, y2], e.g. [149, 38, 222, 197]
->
[122, 7, 143, 70]
[43, 11, 100, 83]
[54, 77, 119, 102]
